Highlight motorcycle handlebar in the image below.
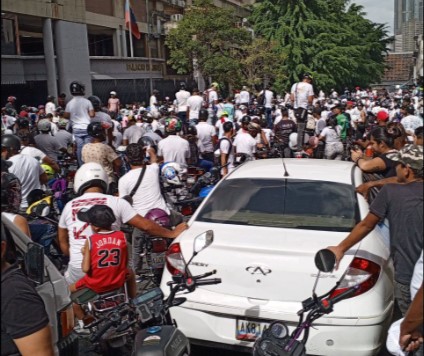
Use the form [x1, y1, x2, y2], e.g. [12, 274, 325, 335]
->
[90, 319, 115, 343]
[329, 285, 359, 305]
[193, 270, 216, 280]
[195, 278, 221, 286]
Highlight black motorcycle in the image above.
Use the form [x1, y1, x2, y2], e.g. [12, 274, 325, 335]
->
[253, 249, 360, 356]
[85, 230, 221, 356]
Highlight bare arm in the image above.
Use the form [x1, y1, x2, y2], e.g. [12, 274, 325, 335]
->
[127, 214, 188, 239]
[81, 240, 90, 273]
[308, 95, 314, 105]
[14, 215, 31, 238]
[356, 176, 399, 201]
[14, 325, 55, 356]
[327, 213, 380, 267]
[88, 109, 95, 118]
[356, 157, 386, 173]
[112, 157, 122, 176]
[400, 284, 424, 352]
[58, 227, 70, 256]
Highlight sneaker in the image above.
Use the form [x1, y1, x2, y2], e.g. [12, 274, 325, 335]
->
[73, 321, 90, 335]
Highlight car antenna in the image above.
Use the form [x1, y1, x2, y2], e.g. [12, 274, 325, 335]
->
[280, 144, 289, 177]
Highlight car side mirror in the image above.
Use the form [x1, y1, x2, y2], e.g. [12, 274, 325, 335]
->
[25, 242, 44, 284]
[315, 249, 336, 273]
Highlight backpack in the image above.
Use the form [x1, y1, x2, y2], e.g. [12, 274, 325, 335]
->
[257, 91, 265, 106]
[214, 137, 232, 166]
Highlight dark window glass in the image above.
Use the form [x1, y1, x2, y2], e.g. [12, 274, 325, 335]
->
[196, 178, 359, 232]
[88, 34, 114, 56]
[1, 18, 16, 55]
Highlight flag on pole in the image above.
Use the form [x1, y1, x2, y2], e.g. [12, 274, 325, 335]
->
[125, 0, 141, 39]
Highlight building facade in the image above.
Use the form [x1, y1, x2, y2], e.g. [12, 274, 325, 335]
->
[1, 0, 252, 107]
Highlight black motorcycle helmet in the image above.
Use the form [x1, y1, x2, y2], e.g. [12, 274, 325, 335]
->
[138, 135, 156, 148]
[69, 81, 85, 96]
[240, 115, 251, 125]
[88, 95, 102, 111]
[16, 117, 30, 129]
[1, 134, 21, 153]
[47, 95, 55, 102]
[87, 122, 106, 139]
[198, 108, 209, 121]
[186, 125, 197, 136]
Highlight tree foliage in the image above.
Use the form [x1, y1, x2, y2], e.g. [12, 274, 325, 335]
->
[165, 0, 287, 91]
[250, 0, 392, 92]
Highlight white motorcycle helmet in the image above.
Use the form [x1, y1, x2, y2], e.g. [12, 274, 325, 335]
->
[74, 162, 109, 195]
[289, 132, 310, 151]
[161, 162, 187, 186]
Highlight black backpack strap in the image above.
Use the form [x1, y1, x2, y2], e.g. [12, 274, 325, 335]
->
[129, 166, 146, 198]
[219, 137, 233, 154]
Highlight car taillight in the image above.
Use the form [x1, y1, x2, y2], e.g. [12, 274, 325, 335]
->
[58, 304, 75, 337]
[330, 257, 381, 300]
[166, 243, 186, 276]
[181, 205, 194, 216]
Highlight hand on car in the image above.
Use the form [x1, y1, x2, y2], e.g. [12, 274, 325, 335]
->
[399, 331, 423, 353]
[172, 222, 189, 238]
[326, 246, 344, 270]
[356, 182, 372, 201]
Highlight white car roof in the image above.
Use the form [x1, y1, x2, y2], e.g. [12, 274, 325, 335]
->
[228, 158, 357, 184]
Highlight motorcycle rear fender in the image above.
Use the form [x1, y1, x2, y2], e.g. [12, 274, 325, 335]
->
[133, 325, 190, 356]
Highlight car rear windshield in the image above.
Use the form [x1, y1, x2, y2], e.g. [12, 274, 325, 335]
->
[196, 178, 359, 232]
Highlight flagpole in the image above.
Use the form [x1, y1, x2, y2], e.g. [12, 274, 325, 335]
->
[129, 25, 134, 58]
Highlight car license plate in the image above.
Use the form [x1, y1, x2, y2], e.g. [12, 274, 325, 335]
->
[151, 252, 165, 269]
[236, 319, 270, 341]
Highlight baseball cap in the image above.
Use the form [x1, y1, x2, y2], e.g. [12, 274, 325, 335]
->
[387, 144, 423, 171]
[77, 205, 116, 229]
[376, 111, 389, 121]
[239, 105, 247, 111]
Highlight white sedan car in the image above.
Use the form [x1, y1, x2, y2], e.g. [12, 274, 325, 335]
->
[162, 159, 394, 356]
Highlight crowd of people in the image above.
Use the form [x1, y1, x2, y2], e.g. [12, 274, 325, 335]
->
[1, 75, 423, 355]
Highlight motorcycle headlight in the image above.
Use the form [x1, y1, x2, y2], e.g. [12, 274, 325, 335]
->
[269, 321, 289, 339]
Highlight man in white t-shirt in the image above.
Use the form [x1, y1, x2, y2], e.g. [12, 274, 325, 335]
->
[218, 121, 235, 177]
[149, 89, 159, 113]
[186, 88, 204, 126]
[175, 83, 191, 131]
[234, 122, 258, 159]
[123, 117, 145, 145]
[196, 109, 217, 163]
[290, 73, 314, 111]
[58, 162, 187, 285]
[118, 143, 172, 275]
[259, 85, 275, 129]
[157, 118, 189, 165]
[239, 86, 250, 106]
[1, 134, 48, 210]
[205, 83, 219, 125]
[64, 81, 95, 167]
[401, 105, 423, 137]
[45, 95, 56, 116]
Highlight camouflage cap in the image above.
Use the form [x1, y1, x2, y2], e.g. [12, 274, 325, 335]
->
[387, 144, 423, 171]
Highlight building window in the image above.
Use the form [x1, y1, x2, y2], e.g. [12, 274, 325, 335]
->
[88, 34, 114, 56]
[1, 17, 16, 55]
[20, 35, 44, 56]
[126, 34, 146, 57]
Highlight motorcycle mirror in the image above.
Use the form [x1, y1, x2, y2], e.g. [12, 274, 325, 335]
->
[172, 297, 187, 307]
[315, 249, 336, 273]
[25, 242, 44, 284]
[193, 230, 214, 254]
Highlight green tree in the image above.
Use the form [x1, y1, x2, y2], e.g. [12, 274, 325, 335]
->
[165, 0, 251, 88]
[250, 0, 391, 92]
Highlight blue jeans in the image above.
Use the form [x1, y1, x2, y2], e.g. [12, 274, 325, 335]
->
[73, 128, 92, 167]
[199, 159, 213, 172]
[265, 107, 273, 129]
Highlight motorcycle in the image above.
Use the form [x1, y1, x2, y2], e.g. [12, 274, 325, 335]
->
[80, 230, 221, 356]
[253, 249, 360, 356]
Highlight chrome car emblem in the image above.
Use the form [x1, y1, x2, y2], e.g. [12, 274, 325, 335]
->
[246, 266, 272, 276]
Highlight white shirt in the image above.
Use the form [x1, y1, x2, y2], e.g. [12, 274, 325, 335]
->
[157, 135, 189, 165]
[187, 95, 204, 120]
[239, 90, 250, 104]
[118, 164, 169, 217]
[149, 95, 158, 108]
[59, 192, 137, 269]
[20, 146, 46, 162]
[234, 131, 257, 156]
[8, 154, 44, 209]
[45, 102, 56, 115]
[219, 137, 234, 174]
[196, 122, 216, 152]
[291, 82, 314, 109]
[320, 126, 342, 144]
[64, 96, 94, 130]
[260, 90, 274, 108]
[123, 125, 145, 144]
[208, 90, 218, 106]
[215, 117, 232, 138]
[401, 115, 423, 135]
[175, 90, 191, 112]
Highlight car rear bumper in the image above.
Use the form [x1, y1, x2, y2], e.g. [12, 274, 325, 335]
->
[170, 302, 394, 356]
